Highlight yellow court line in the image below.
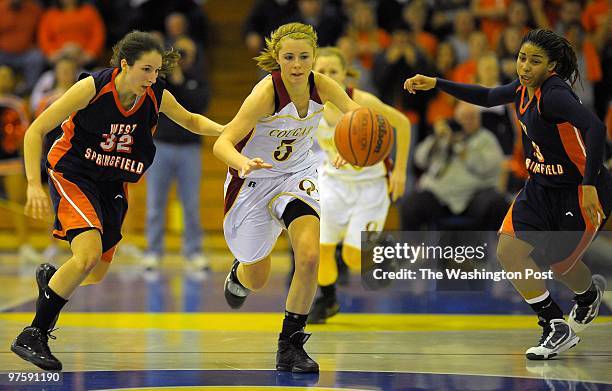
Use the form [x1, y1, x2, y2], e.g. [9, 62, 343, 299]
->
[2, 313, 611, 332]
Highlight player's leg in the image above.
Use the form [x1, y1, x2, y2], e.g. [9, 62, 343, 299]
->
[11, 229, 103, 370]
[278, 201, 320, 373]
[309, 173, 350, 323]
[550, 182, 611, 332]
[497, 184, 579, 360]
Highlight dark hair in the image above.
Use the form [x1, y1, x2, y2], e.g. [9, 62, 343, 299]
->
[110, 31, 180, 76]
[521, 28, 581, 87]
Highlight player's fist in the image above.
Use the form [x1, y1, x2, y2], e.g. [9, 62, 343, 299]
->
[403, 74, 436, 94]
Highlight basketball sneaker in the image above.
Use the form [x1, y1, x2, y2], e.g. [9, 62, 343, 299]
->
[525, 318, 580, 360]
[36, 263, 59, 331]
[568, 274, 607, 333]
[307, 296, 340, 324]
[276, 330, 319, 373]
[224, 259, 250, 309]
[11, 326, 62, 370]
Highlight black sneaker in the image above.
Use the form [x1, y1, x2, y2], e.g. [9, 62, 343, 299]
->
[224, 259, 250, 309]
[36, 263, 59, 331]
[276, 331, 319, 373]
[307, 296, 340, 324]
[11, 326, 62, 370]
[569, 274, 607, 333]
[525, 319, 580, 360]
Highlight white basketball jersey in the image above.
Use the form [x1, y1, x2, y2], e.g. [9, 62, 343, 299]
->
[316, 87, 388, 181]
[232, 71, 324, 179]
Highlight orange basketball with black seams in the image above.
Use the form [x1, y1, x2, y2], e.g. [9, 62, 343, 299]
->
[333, 107, 394, 167]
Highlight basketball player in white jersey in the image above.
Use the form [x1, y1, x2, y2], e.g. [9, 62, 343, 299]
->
[213, 23, 360, 373]
[308, 47, 412, 323]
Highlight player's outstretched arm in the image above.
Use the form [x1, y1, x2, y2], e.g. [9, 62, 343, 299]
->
[213, 78, 274, 177]
[24, 77, 95, 219]
[357, 90, 411, 201]
[315, 72, 360, 114]
[160, 90, 223, 136]
[404, 74, 519, 108]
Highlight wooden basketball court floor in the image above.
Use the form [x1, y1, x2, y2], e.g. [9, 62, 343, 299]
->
[1, 252, 611, 391]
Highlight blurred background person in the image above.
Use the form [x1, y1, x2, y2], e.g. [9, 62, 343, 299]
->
[142, 36, 211, 274]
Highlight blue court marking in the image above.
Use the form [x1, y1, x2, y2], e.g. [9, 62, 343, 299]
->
[2, 369, 610, 391]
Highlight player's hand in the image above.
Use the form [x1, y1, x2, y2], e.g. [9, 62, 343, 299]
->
[403, 74, 436, 94]
[25, 183, 51, 220]
[333, 154, 347, 168]
[239, 157, 272, 178]
[580, 185, 605, 228]
[389, 167, 406, 202]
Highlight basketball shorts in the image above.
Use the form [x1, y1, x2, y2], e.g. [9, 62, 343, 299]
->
[223, 165, 320, 264]
[499, 174, 612, 275]
[319, 171, 390, 249]
[48, 169, 128, 262]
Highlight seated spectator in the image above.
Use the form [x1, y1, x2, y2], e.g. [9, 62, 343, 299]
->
[0, 0, 45, 95]
[497, 25, 523, 83]
[37, 0, 106, 66]
[289, 0, 345, 47]
[345, 1, 391, 70]
[401, 102, 508, 231]
[243, 0, 297, 54]
[565, 22, 602, 111]
[372, 23, 431, 129]
[476, 53, 516, 154]
[0, 64, 41, 263]
[400, 0, 438, 61]
[448, 8, 475, 64]
[336, 35, 376, 94]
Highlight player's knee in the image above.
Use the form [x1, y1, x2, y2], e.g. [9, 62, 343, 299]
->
[294, 247, 319, 276]
[73, 250, 102, 275]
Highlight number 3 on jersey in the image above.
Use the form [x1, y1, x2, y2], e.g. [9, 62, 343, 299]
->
[100, 133, 134, 153]
[273, 138, 296, 161]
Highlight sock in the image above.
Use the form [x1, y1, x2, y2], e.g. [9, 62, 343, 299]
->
[526, 291, 563, 323]
[320, 284, 337, 304]
[31, 286, 68, 331]
[280, 310, 308, 340]
[230, 260, 247, 290]
[575, 281, 597, 306]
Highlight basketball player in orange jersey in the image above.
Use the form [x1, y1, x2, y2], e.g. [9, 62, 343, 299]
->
[213, 23, 360, 373]
[405, 29, 611, 360]
[308, 47, 411, 323]
[11, 31, 223, 371]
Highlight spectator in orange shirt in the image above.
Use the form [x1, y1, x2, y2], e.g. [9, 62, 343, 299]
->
[345, 1, 391, 70]
[471, 0, 511, 47]
[451, 31, 487, 84]
[400, 0, 438, 61]
[449, 9, 476, 64]
[37, 0, 106, 66]
[565, 22, 603, 110]
[0, 0, 45, 94]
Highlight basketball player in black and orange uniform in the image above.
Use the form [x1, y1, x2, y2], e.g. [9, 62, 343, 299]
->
[11, 31, 223, 371]
[405, 29, 611, 360]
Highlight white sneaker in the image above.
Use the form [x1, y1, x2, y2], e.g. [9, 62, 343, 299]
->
[526, 319, 580, 360]
[18, 245, 43, 264]
[568, 274, 607, 333]
[141, 254, 161, 270]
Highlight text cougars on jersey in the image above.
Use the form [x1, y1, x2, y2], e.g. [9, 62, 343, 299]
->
[269, 126, 314, 138]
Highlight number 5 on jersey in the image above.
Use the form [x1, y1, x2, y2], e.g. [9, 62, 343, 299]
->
[273, 138, 296, 161]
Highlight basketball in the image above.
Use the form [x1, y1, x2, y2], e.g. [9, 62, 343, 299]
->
[334, 107, 394, 167]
